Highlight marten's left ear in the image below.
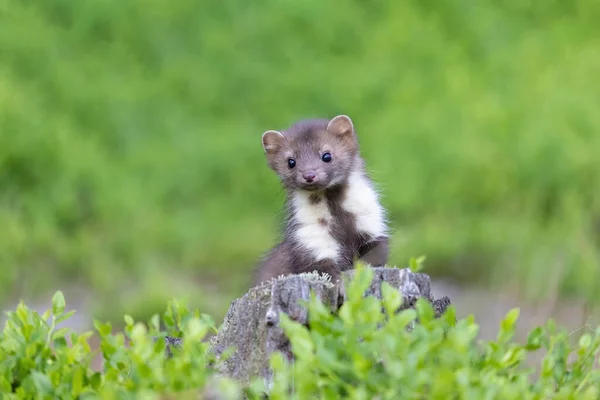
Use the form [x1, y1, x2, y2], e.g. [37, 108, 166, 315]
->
[327, 115, 354, 136]
[262, 130, 286, 155]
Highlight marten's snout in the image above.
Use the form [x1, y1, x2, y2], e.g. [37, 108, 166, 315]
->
[302, 171, 316, 183]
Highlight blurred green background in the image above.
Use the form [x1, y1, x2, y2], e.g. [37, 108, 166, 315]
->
[1, 0, 599, 327]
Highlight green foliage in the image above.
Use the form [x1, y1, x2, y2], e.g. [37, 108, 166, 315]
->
[1, 0, 600, 322]
[2, 274, 600, 398]
[269, 265, 600, 399]
[0, 291, 239, 399]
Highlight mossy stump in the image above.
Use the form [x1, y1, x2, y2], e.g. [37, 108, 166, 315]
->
[201, 266, 452, 387]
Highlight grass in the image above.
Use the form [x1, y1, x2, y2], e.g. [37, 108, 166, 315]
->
[0, 0, 599, 324]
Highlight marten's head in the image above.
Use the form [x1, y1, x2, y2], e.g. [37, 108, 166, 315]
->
[261, 115, 359, 192]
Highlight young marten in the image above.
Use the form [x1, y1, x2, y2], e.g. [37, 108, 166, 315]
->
[253, 115, 389, 286]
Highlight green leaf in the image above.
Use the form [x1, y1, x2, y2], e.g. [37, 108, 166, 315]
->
[581, 385, 599, 400]
[219, 345, 237, 363]
[72, 368, 84, 397]
[130, 322, 148, 342]
[395, 308, 417, 329]
[93, 320, 112, 337]
[90, 372, 102, 390]
[31, 371, 54, 395]
[269, 351, 287, 372]
[54, 337, 68, 350]
[415, 298, 435, 325]
[525, 326, 543, 350]
[578, 333, 592, 349]
[55, 310, 76, 325]
[149, 313, 160, 331]
[502, 308, 520, 329]
[201, 313, 217, 333]
[346, 263, 374, 303]
[497, 308, 520, 343]
[500, 347, 525, 367]
[381, 282, 402, 315]
[52, 291, 66, 316]
[124, 314, 134, 327]
[51, 327, 71, 341]
[441, 305, 457, 326]
[183, 318, 207, 341]
[0, 377, 12, 393]
[280, 313, 314, 360]
[41, 309, 51, 321]
[408, 255, 427, 272]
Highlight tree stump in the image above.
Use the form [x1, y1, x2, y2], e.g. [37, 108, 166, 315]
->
[205, 266, 452, 387]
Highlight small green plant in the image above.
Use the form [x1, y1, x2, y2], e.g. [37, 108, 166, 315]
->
[1, 267, 599, 399]
[408, 255, 427, 272]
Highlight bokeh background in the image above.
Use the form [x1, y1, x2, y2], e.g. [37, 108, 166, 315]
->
[1, 0, 599, 339]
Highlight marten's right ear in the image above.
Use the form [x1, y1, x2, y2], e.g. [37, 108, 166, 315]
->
[261, 130, 285, 154]
[327, 115, 354, 136]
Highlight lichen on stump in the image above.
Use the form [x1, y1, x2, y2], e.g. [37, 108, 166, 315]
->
[205, 266, 452, 386]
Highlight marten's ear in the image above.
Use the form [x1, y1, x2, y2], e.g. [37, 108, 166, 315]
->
[261, 130, 286, 154]
[327, 115, 354, 136]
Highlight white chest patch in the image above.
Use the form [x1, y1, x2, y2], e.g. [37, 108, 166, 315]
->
[291, 191, 340, 262]
[341, 170, 387, 239]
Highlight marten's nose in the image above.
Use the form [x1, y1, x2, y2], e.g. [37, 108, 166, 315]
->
[302, 171, 316, 183]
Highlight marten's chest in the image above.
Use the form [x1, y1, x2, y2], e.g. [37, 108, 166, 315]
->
[289, 171, 386, 262]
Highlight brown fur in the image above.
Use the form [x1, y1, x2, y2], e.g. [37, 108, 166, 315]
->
[252, 116, 389, 286]
[261, 118, 359, 192]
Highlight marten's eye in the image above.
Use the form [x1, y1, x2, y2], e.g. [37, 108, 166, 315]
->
[321, 152, 332, 163]
[287, 158, 296, 169]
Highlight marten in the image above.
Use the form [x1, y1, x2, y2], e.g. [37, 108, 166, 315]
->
[253, 115, 389, 286]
